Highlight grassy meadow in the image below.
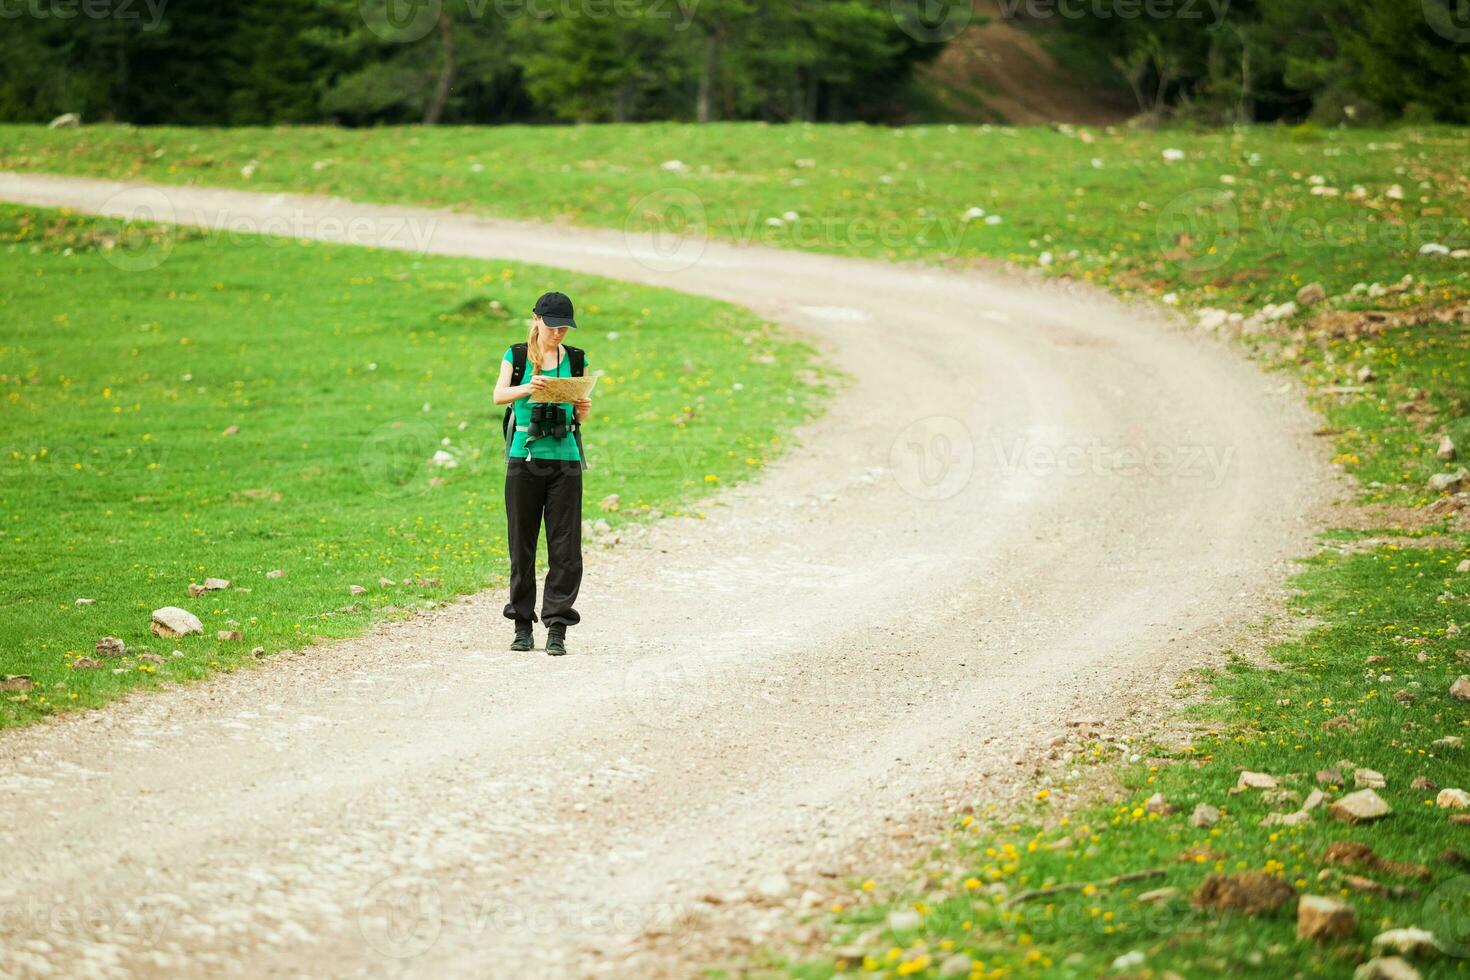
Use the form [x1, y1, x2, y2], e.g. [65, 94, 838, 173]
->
[0, 203, 829, 728]
[2, 122, 1468, 315]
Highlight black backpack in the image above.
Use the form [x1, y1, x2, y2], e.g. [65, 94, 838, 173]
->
[503, 342, 588, 471]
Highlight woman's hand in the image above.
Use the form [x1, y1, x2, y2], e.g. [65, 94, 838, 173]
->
[573, 397, 591, 422]
[528, 376, 549, 396]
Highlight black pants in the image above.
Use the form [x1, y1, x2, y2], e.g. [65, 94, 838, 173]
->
[503, 457, 583, 628]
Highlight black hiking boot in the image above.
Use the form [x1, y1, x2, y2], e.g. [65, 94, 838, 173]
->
[510, 620, 534, 652]
[546, 623, 568, 656]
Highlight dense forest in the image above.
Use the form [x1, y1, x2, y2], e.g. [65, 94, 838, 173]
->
[0, 0, 1466, 126]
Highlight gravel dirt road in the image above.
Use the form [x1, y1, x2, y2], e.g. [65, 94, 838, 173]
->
[0, 174, 1346, 978]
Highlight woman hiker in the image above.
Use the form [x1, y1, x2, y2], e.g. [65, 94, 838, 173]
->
[493, 291, 593, 656]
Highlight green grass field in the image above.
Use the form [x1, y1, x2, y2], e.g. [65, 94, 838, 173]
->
[2, 122, 1469, 975]
[0, 203, 830, 728]
[2, 122, 1468, 314]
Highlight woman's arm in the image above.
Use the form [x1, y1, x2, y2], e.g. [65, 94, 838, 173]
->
[492, 358, 542, 406]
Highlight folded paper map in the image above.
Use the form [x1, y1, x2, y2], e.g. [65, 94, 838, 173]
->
[530, 374, 599, 403]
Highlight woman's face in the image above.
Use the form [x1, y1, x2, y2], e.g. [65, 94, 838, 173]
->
[535, 315, 569, 343]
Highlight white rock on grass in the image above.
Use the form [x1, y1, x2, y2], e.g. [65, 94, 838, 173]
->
[1297, 894, 1357, 941]
[1428, 469, 1468, 493]
[1237, 770, 1278, 790]
[1161, 148, 1185, 162]
[1435, 788, 1470, 809]
[1372, 927, 1443, 958]
[1190, 803, 1221, 827]
[886, 909, 922, 931]
[150, 606, 203, 638]
[1355, 768, 1387, 789]
[1112, 950, 1147, 970]
[1419, 243, 1451, 256]
[1196, 308, 1230, 330]
[1437, 435, 1456, 461]
[1297, 282, 1327, 306]
[1330, 788, 1392, 823]
[1451, 675, 1470, 702]
[1354, 956, 1421, 980]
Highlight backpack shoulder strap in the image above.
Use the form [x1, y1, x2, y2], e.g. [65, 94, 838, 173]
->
[566, 345, 585, 377]
[509, 343, 529, 386]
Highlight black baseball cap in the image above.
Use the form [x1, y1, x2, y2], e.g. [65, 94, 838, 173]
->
[532, 291, 577, 329]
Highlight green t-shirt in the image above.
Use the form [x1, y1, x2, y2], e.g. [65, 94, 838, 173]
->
[502, 346, 585, 461]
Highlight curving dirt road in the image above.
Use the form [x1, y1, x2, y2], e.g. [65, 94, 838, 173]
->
[0, 174, 1345, 978]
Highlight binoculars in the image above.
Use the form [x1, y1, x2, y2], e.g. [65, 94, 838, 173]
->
[527, 402, 569, 441]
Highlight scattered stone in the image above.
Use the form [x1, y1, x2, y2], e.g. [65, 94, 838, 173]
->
[1458, 559, 1470, 574]
[600, 493, 621, 512]
[1451, 814, 1470, 826]
[1355, 768, 1387, 789]
[1145, 792, 1177, 815]
[216, 630, 242, 641]
[187, 583, 207, 598]
[1302, 789, 1327, 811]
[71, 657, 102, 670]
[1437, 435, 1457, 462]
[1138, 886, 1181, 904]
[74, 597, 95, 606]
[1357, 365, 1377, 383]
[1450, 676, 1470, 702]
[1412, 776, 1438, 792]
[1436, 788, 1470, 809]
[1318, 767, 1344, 785]
[1112, 950, 1147, 970]
[416, 577, 443, 587]
[251, 646, 266, 658]
[203, 578, 230, 590]
[1372, 928, 1442, 958]
[1330, 789, 1392, 823]
[886, 908, 922, 931]
[49, 113, 80, 128]
[755, 872, 791, 901]
[1323, 715, 1359, 733]
[1428, 469, 1468, 494]
[1353, 957, 1421, 980]
[1297, 282, 1328, 307]
[137, 653, 165, 665]
[0, 675, 34, 692]
[938, 953, 972, 977]
[1237, 771, 1278, 791]
[1433, 736, 1463, 750]
[349, 585, 367, 596]
[1190, 803, 1221, 828]
[95, 636, 127, 658]
[1192, 872, 1296, 915]
[266, 569, 285, 579]
[378, 577, 395, 587]
[151, 606, 203, 638]
[1394, 689, 1415, 706]
[222, 424, 239, 436]
[1297, 894, 1358, 941]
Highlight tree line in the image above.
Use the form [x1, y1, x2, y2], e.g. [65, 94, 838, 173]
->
[0, 0, 953, 126]
[1040, 0, 1470, 125]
